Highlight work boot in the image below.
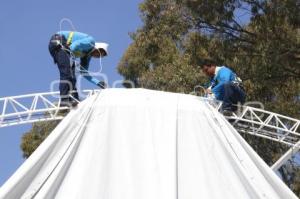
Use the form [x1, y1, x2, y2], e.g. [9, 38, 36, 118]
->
[222, 110, 234, 117]
[57, 101, 70, 114]
[71, 100, 79, 108]
[60, 100, 71, 107]
[222, 110, 237, 124]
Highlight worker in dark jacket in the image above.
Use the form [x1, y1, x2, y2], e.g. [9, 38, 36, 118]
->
[201, 59, 246, 114]
[48, 31, 108, 107]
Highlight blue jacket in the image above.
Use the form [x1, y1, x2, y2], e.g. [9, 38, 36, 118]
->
[209, 66, 237, 100]
[57, 31, 100, 86]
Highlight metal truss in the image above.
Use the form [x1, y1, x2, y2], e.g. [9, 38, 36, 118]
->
[220, 106, 300, 147]
[0, 90, 299, 170]
[1, 91, 299, 146]
[210, 101, 300, 170]
[0, 90, 100, 128]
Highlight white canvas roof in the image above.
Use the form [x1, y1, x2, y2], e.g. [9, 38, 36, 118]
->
[0, 88, 297, 199]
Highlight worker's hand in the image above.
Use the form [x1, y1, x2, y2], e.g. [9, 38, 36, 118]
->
[205, 88, 212, 94]
[97, 81, 107, 89]
[207, 93, 215, 99]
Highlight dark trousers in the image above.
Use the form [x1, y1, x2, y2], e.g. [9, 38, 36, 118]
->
[48, 34, 79, 102]
[222, 82, 246, 111]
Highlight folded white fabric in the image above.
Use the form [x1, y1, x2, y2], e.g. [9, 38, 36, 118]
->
[0, 88, 297, 199]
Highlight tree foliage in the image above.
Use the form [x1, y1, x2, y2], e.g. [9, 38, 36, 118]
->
[21, 120, 60, 158]
[119, 0, 300, 116]
[117, 0, 300, 195]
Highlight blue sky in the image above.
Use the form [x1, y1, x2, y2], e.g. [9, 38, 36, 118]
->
[0, 0, 142, 186]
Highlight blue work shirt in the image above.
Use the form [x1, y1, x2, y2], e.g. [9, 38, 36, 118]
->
[209, 66, 238, 100]
[57, 31, 100, 86]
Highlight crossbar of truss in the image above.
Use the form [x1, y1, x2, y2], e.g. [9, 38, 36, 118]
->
[0, 90, 100, 128]
[1, 91, 299, 170]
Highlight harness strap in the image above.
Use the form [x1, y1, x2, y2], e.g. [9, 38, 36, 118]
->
[67, 31, 74, 46]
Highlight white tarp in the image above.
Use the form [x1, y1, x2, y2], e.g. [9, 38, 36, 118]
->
[0, 88, 297, 199]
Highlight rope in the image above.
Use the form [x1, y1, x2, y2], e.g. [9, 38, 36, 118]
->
[58, 18, 104, 73]
[59, 18, 76, 32]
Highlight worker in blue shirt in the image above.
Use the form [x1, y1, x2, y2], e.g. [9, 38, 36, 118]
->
[48, 31, 108, 107]
[201, 59, 246, 114]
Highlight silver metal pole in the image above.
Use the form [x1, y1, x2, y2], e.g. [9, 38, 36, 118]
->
[271, 140, 300, 171]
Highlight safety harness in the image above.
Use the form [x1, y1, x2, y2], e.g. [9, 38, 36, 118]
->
[66, 31, 74, 46]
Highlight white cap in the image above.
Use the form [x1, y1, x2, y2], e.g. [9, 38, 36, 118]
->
[94, 42, 109, 56]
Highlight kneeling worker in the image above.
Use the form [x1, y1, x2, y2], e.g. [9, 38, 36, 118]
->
[201, 59, 246, 115]
[48, 31, 108, 106]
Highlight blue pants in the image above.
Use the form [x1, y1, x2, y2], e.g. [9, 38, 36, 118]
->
[221, 82, 246, 111]
[48, 34, 79, 102]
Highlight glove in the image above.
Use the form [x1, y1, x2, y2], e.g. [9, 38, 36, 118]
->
[207, 93, 215, 99]
[97, 81, 107, 89]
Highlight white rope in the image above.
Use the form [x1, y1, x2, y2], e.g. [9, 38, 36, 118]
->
[98, 51, 103, 73]
[59, 18, 76, 32]
[58, 18, 103, 73]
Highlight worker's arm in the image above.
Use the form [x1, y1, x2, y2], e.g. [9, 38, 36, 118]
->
[207, 78, 216, 91]
[70, 36, 95, 55]
[211, 69, 232, 100]
[80, 57, 102, 86]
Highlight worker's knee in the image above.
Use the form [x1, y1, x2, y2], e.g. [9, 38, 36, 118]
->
[223, 82, 233, 90]
[57, 65, 73, 81]
[60, 74, 72, 81]
[55, 50, 71, 67]
[223, 82, 233, 96]
[58, 66, 71, 79]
